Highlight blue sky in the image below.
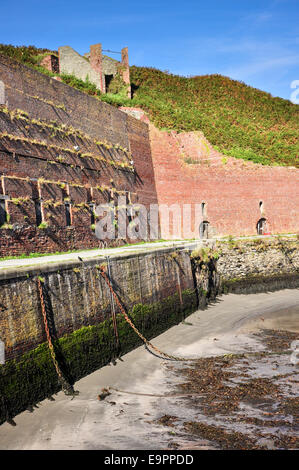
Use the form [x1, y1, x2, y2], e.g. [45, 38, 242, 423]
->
[1, 0, 298, 100]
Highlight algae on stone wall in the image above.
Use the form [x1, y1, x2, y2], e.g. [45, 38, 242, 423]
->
[1, 239, 299, 425]
[0, 288, 197, 425]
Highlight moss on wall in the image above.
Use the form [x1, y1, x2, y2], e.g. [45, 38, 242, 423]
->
[0, 288, 197, 424]
[1, 239, 298, 425]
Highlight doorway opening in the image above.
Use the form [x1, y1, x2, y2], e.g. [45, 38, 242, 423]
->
[199, 220, 209, 239]
[256, 217, 267, 235]
[105, 74, 114, 92]
[65, 202, 72, 226]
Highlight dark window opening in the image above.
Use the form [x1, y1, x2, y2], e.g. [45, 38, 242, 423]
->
[199, 220, 209, 239]
[65, 203, 71, 226]
[90, 203, 95, 225]
[201, 202, 206, 217]
[0, 201, 7, 226]
[257, 217, 267, 235]
[35, 200, 42, 226]
[105, 74, 114, 92]
[126, 192, 133, 223]
[259, 201, 264, 213]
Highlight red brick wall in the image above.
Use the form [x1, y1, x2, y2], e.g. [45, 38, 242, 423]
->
[40, 55, 59, 74]
[148, 119, 299, 238]
[0, 57, 158, 255]
[1, 54, 297, 255]
[89, 44, 104, 92]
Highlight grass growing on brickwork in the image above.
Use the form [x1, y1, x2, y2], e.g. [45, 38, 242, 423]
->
[58, 67, 299, 168]
[59, 74, 103, 98]
[1, 44, 298, 167]
[0, 288, 197, 424]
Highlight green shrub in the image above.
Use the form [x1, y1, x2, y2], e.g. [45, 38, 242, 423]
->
[38, 222, 48, 229]
[59, 74, 102, 98]
[106, 72, 128, 96]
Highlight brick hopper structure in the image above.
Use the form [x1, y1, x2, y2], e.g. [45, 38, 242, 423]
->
[0, 53, 298, 256]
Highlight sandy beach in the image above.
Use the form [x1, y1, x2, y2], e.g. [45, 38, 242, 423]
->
[0, 288, 298, 450]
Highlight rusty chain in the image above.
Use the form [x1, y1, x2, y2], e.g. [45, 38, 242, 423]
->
[106, 257, 120, 356]
[99, 268, 197, 362]
[37, 278, 76, 395]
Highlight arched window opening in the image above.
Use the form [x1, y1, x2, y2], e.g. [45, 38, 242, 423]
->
[199, 220, 209, 239]
[256, 217, 267, 235]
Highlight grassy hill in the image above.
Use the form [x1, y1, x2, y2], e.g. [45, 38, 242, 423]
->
[0, 44, 298, 167]
[127, 67, 299, 167]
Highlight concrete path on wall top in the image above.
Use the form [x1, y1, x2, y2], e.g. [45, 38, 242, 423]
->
[0, 234, 296, 273]
[0, 240, 199, 273]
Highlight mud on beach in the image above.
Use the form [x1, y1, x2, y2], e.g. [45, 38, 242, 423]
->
[156, 329, 299, 450]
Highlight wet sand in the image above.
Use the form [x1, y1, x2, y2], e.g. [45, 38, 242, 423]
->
[0, 288, 298, 450]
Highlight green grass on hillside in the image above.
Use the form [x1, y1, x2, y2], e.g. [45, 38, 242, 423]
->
[128, 67, 299, 167]
[0, 44, 57, 66]
[0, 44, 298, 167]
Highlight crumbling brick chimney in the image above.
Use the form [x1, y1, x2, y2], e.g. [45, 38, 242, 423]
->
[121, 47, 131, 98]
[89, 43, 104, 93]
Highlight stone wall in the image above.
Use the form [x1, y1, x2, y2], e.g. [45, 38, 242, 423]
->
[0, 245, 197, 423]
[102, 55, 118, 76]
[216, 238, 299, 292]
[0, 238, 298, 423]
[0, 247, 195, 362]
[59, 46, 102, 90]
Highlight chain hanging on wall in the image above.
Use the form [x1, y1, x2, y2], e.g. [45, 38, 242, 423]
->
[37, 277, 78, 396]
[99, 266, 198, 362]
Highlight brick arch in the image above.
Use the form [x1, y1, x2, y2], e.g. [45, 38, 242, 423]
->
[256, 217, 270, 235]
[199, 220, 210, 239]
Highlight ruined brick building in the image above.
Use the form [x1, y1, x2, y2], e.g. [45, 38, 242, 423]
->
[0, 52, 298, 256]
[41, 43, 131, 97]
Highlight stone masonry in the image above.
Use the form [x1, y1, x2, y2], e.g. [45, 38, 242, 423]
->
[58, 43, 131, 96]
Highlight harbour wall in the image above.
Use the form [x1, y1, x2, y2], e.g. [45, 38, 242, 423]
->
[0, 237, 298, 423]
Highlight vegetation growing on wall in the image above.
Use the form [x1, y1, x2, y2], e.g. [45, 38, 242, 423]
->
[0, 288, 196, 425]
[105, 72, 129, 98]
[1, 44, 298, 167]
[0, 44, 57, 65]
[59, 74, 102, 98]
[191, 246, 221, 263]
[128, 67, 299, 168]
